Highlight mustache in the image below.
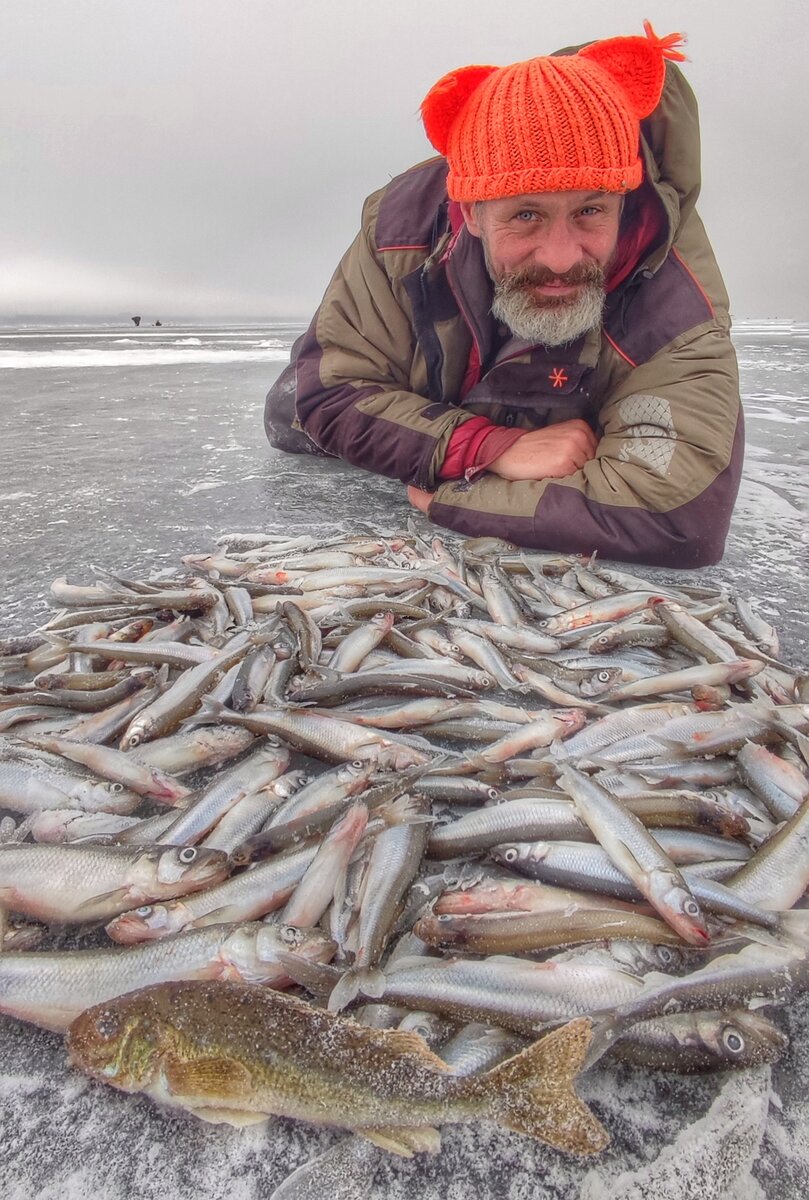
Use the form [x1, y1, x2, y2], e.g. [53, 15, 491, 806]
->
[499, 261, 606, 290]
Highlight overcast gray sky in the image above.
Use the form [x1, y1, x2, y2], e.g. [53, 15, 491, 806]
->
[1, 0, 807, 322]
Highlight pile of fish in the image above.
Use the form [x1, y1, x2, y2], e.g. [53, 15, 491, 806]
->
[1, 527, 809, 1164]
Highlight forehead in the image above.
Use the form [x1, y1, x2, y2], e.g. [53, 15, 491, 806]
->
[480, 190, 619, 214]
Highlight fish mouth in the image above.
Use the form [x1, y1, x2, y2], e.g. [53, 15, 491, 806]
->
[726, 1013, 790, 1061]
[67, 1010, 121, 1077]
[104, 915, 165, 944]
[667, 914, 711, 948]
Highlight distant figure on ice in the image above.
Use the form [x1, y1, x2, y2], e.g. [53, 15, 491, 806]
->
[264, 23, 742, 568]
[131, 316, 141, 328]
[155, 320, 162, 327]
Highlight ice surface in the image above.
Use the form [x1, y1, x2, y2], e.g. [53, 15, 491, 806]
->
[579, 1068, 771, 1200]
[0, 321, 807, 1198]
[267, 1138, 383, 1199]
[0, 348, 289, 368]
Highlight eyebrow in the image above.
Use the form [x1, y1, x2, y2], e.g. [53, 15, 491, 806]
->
[506, 191, 611, 206]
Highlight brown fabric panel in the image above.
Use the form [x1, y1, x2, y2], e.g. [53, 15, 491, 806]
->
[428, 496, 539, 547]
[595, 327, 741, 513]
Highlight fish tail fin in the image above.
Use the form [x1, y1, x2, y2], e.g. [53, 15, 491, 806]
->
[358, 967, 386, 999]
[480, 1017, 609, 1156]
[40, 631, 70, 652]
[327, 969, 361, 1012]
[327, 966, 385, 1012]
[274, 950, 341, 1001]
[375, 793, 435, 828]
[194, 696, 227, 725]
[773, 909, 809, 947]
[580, 1013, 622, 1071]
[789, 728, 809, 767]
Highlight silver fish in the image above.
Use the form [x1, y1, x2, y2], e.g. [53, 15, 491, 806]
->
[0, 842, 230, 923]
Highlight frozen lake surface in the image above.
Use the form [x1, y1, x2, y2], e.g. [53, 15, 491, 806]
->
[0, 320, 807, 1199]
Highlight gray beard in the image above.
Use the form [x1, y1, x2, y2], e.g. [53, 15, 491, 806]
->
[491, 279, 606, 347]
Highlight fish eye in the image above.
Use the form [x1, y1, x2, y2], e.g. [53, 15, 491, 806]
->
[438, 914, 453, 924]
[109, 783, 125, 793]
[280, 925, 303, 945]
[683, 899, 700, 917]
[178, 847, 198, 864]
[723, 1028, 745, 1054]
[350, 760, 364, 769]
[502, 848, 518, 863]
[480, 676, 492, 687]
[135, 906, 153, 917]
[486, 788, 500, 801]
[657, 947, 674, 965]
[538, 620, 549, 629]
[127, 734, 141, 747]
[597, 670, 612, 682]
[94, 1012, 121, 1040]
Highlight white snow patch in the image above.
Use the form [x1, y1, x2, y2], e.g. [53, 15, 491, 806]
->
[579, 1068, 772, 1200]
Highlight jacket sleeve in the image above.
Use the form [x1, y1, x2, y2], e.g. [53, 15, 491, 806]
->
[426, 325, 744, 568]
[293, 191, 477, 490]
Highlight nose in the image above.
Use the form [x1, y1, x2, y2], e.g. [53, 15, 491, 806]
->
[533, 219, 582, 276]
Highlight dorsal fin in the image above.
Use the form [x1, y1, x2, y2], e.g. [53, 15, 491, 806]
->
[366, 1026, 451, 1072]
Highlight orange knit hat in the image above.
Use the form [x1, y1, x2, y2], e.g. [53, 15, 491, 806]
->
[421, 22, 686, 201]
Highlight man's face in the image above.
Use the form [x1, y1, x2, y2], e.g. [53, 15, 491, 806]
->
[460, 190, 623, 347]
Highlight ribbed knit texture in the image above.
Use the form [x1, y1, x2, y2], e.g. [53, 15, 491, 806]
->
[421, 23, 686, 202]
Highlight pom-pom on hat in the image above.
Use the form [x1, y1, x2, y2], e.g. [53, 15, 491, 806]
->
[421, 21, 686, 202]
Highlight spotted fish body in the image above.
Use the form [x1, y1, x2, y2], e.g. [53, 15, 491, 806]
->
[67, 979, 608, 1157]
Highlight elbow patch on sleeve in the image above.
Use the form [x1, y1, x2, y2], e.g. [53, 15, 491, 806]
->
[615, 393, 678, 476]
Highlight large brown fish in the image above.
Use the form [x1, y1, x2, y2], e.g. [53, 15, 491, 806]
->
[67, 979, 608, 1157]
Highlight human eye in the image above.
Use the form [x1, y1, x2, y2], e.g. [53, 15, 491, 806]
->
[513, 209, 539, 223]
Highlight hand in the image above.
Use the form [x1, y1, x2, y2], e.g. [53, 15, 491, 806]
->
[407, 484, 433, 513]
[488, 420, 598, 482]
